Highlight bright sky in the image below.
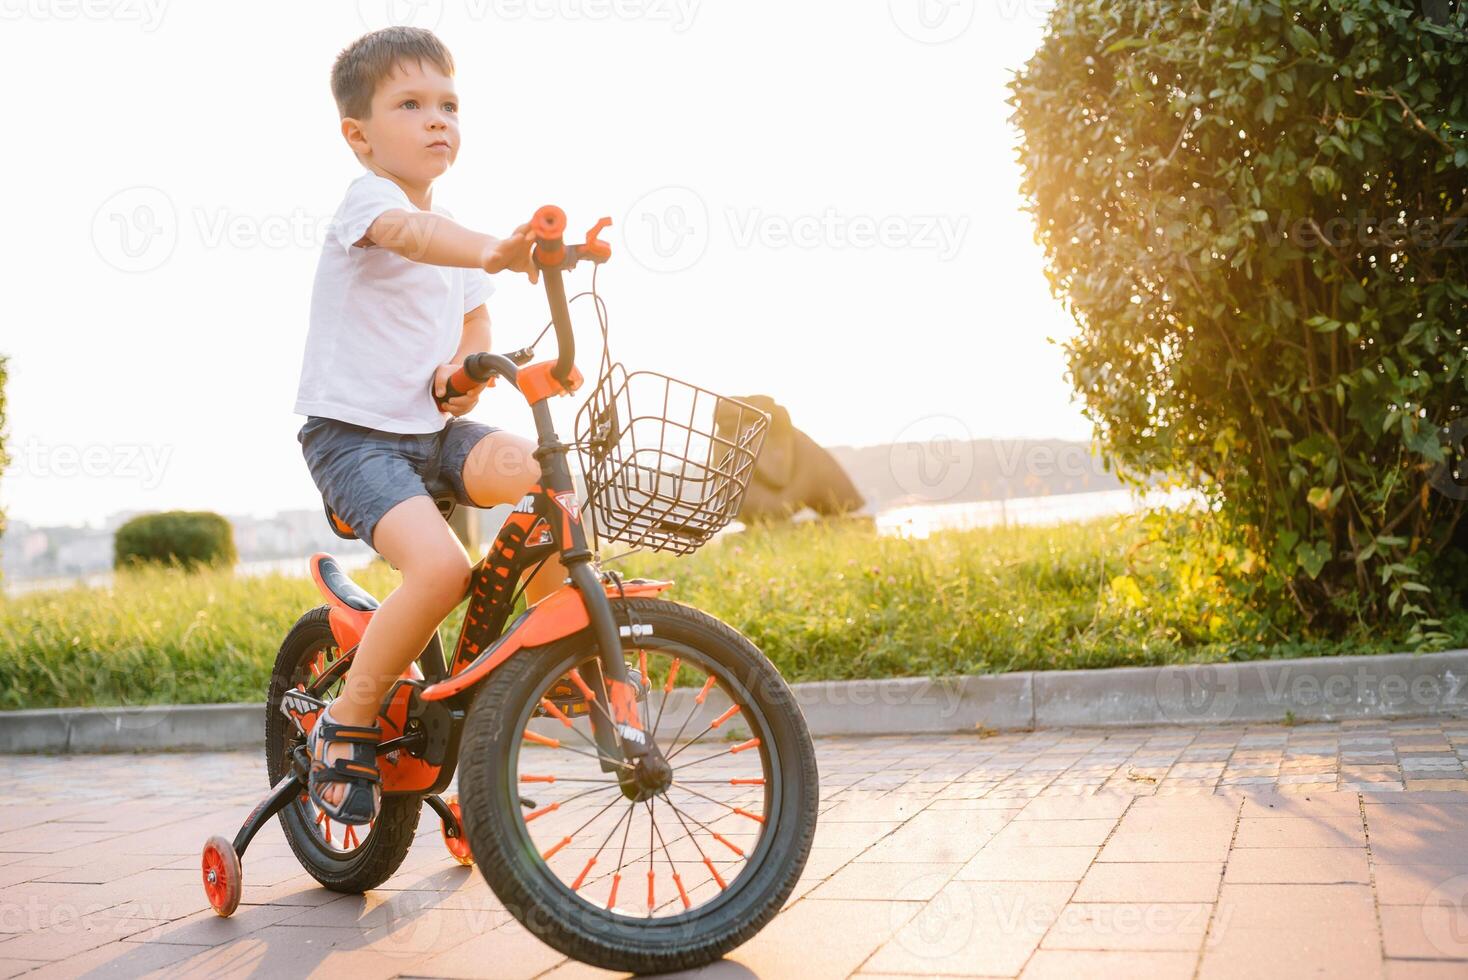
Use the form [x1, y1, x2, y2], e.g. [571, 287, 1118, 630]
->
[0, 0, 1086, 529]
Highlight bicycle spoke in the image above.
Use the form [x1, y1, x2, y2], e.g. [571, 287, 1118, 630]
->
[661, 675, 719, 754]
[538, 793, 625, 862]
[536, 695, 633, 768]
[664, 703, 742, 762]
[522, 728, 632, 771]
[647, 798, 691, 911]
[668, 800, 729, 891]
[607, 799, 637, 910]
[524, 782, 624, 823]
[664, 737, 761, 773]
[647, 657, 681, 746]
[672, 782, 766, 825]
[659, 795, 749, 859]
[570, 799, 635, 892]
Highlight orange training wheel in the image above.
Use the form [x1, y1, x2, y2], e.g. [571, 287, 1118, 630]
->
[202, 834, 242, 917]
[441, 795, 473, 866]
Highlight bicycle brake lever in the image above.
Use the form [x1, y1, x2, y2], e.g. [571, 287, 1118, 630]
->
[577, 217, 612, 263]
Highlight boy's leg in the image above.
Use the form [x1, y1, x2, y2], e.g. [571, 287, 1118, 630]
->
[462, 430, 568, 604]
[318, 495, 470, 807]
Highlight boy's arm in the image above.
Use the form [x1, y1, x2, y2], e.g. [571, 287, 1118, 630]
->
[364, 211, 537, 281]
[434, 305, 492, 415]
[454, 304, 491, 363]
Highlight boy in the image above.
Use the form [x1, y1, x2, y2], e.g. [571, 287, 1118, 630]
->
[293, 27, 562, 825]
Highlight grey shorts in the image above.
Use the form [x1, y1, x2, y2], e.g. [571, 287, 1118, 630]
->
[297, 415, 502, 553]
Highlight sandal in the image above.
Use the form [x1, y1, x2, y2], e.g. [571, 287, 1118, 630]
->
[306, 702, 382, 826]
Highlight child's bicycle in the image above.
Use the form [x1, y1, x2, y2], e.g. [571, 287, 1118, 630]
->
[200, 206, 819, 973]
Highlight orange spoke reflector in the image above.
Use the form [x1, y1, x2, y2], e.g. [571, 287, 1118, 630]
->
[539, 698, 574, 728]
[322, 816, 332, 846]
[734, 807, 766, 824]
[541, 836, 572, 861]
[519, 774, 557, 783]
[315, 809, 326, 825]
[664, 658, 682, 693]
[712, 832, 744, 857]
[703, 856, 728, 889]
[343, 824, 359, 848]
[608, 873, 622, 909]
[710, 705, 741, 729]
[647, 870, 655, 907]
[567, 669, 597, 701]
[673, 872, 690, 909]
[730, 777, 765, 786]
[729, 737, 761, 754]
[639, 649, 648, 686]
[571, 856, 597, 890]
[694, 676, 717, 704]
[523, 730, 561, 749]
[525, 802, 560, 822]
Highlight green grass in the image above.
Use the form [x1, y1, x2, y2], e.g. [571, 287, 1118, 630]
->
[2, 517, 1463, 710]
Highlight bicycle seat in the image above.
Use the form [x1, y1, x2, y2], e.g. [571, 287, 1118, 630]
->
[313, 553, 379, 611]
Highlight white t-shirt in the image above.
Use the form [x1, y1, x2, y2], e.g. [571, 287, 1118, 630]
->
[293, 170, 495, 434]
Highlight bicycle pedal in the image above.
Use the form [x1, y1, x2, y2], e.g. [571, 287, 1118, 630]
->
[281, 687, 326, 734]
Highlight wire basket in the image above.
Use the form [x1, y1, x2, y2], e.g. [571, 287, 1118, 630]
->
[574, 365, 770, 555]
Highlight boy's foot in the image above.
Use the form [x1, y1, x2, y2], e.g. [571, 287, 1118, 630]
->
[306, 701, 382, 826]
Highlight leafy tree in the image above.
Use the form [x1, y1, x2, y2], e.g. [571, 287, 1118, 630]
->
[1011, 0, 1467, 643]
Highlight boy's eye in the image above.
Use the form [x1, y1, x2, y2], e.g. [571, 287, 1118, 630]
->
[401, 99, 419, 109]
[443, 102, 457, 113]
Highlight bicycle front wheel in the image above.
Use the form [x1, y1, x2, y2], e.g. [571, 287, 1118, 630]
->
[457, 596, 819, 973]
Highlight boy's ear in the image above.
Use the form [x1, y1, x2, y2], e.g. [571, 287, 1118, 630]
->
[341, 117, 370, 158]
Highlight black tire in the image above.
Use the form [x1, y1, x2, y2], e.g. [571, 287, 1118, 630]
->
[264, 605, 425, 893]
[457, 597, 819, 974]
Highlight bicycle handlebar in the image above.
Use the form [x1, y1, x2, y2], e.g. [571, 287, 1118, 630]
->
[435, 206, 609, 409]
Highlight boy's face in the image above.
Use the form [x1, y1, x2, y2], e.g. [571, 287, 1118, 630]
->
[343, 59, 460, 184]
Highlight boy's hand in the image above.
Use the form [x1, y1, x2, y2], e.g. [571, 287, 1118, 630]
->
[483, 222, 539, 285]
[433, 362, 486, 417]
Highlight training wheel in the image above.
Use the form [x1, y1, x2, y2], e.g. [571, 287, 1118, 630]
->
[441, 795, 473, 866]
[201, 834, 242, 917]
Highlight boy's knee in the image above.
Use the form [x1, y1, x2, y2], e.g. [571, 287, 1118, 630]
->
[405, 551, 472, 611]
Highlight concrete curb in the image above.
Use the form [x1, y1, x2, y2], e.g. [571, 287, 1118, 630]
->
[5, 649, 1467, 753]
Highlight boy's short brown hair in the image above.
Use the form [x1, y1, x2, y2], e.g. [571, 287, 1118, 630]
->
[331, 27, 455, 121]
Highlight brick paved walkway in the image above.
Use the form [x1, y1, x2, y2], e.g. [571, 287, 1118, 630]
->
[2, 719, 1468, 978]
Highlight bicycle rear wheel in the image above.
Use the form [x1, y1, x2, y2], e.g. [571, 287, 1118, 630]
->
[457, 596, 819, 973]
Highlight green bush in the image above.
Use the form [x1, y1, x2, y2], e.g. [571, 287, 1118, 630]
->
[113, 510, 237, 571]
[1010, 0, 1468, 644]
